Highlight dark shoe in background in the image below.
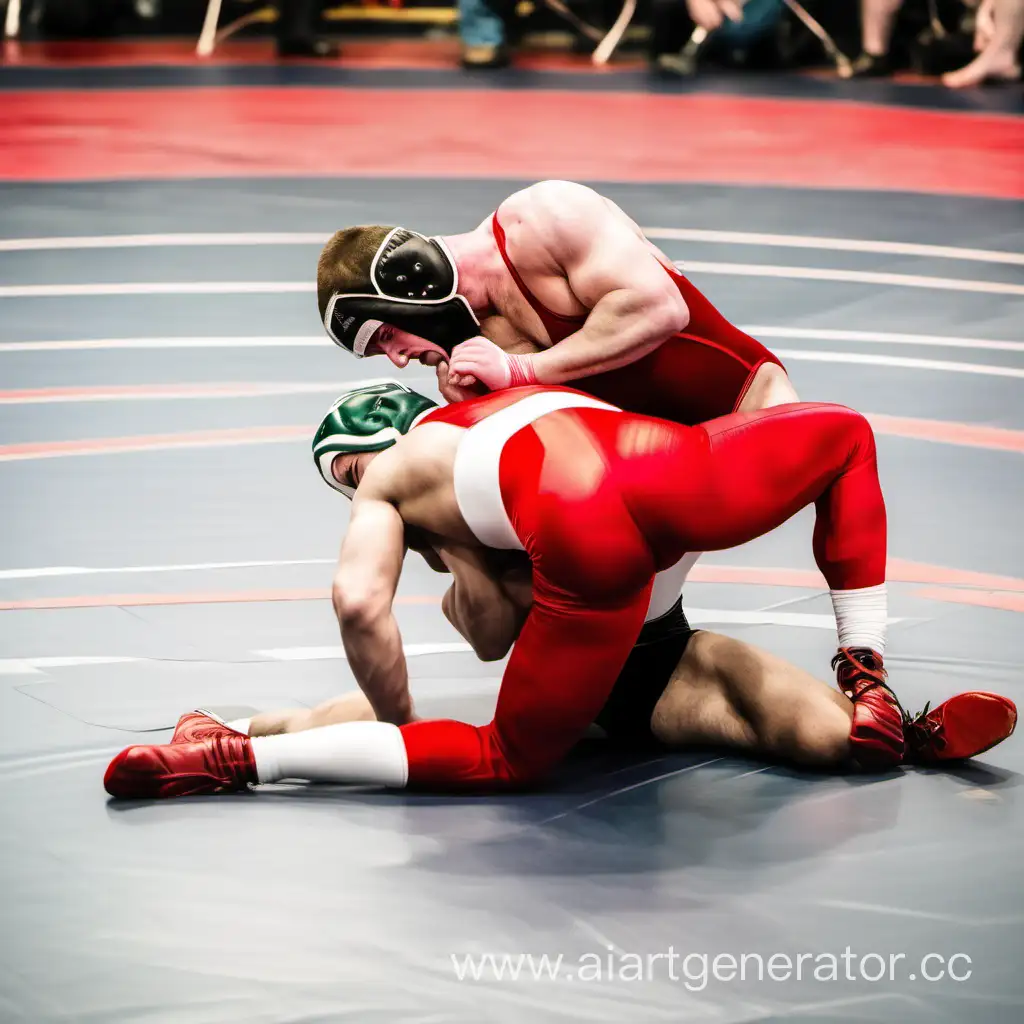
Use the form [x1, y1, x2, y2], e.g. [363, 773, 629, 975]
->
[276, 0, 337, 59]
[276, 37, 339, 59]
[461, 43, 510, 69]
[849, 51, 894, 77]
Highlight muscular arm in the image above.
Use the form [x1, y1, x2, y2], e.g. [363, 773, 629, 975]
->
[527, 185, 690, 385]
[438, 545, 530, 661]
[332, 495, 412, 725]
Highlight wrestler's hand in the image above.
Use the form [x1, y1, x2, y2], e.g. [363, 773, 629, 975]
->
[436, 360, 486, 405]
[449, 336, 537, 391]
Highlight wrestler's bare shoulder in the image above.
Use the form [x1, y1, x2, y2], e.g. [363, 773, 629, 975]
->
[363, 423, 460, 493]
[358, 422, 474, 540]
[502, 181, 645, 253]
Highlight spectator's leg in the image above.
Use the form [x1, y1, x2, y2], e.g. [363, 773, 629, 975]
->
[277, 0, 339, 58]
[943, 0, 1023, 86]
[851, 0, 902, 74]
[862, 0, 902, 55]
[459, 0, 509, 68]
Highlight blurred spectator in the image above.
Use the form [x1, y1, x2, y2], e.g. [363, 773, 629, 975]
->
[686, 0, 744, 32]
[459, 0, 510, 67]
[276, 0, 338, 57]
[943, 0, 1023, 84]
[651, 0, 794, 74]
[851, 0, 903, 74]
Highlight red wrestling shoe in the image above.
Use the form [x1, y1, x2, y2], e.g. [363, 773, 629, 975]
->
[171, 709, 239, 744]
[904, 692, 1017, 764]
[104, 734, 257, 799]
[833, 647, 905, 770]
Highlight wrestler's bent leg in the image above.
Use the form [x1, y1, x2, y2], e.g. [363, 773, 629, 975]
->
[628, 403, 900, 768]
[651, 403, 887, 595]
[639, 404, 889, 655]
[401, 581, 652, 787]
[651, 632, 853, 767]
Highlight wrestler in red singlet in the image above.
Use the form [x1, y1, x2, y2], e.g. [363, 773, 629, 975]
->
[491, 213, 784, 425]
[399, 387, 886, 787]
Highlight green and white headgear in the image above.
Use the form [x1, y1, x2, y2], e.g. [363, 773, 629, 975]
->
[312, 379, 437, 497]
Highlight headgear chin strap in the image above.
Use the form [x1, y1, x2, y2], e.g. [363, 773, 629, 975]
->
[322, 228, 480, 357]
[312, 379, 438, 497]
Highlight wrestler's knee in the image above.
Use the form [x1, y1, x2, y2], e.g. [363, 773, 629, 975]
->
[477, 723, 549, 786]
[331, 571, 388, 627]
[833, 405, 877, 459]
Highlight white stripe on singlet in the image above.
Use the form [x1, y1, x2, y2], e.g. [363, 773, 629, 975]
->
[453, 391, 619, 550]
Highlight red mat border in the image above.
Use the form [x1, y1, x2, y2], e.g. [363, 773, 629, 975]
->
[2, 87, 1021, 198]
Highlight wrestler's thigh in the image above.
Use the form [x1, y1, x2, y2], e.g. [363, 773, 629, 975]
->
[651, 631, 853, 765]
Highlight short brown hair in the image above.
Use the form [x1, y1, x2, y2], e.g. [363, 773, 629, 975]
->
[316, 225, 395, 322]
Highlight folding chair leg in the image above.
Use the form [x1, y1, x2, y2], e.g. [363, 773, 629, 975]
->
[197, 0, 225, 57]
[593, 0, 638, 66]
[5, 0, 23, 41]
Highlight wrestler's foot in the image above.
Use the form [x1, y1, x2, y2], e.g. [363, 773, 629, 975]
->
[104, 734, 257, 799]
[942, 48, 1021, 88]
[904, 692, 1017, 764]
[171, 709, 241, 744]
[833, 647, 905, 770]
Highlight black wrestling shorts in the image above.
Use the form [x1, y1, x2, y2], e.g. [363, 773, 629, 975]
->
[593, 597, 697, 745]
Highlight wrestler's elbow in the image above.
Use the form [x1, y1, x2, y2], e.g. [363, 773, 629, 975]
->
[646, 287, 689, 337]
[473, 635, 513, 663]
[332, 574, 390, 630]
[460, 618, 511, 662]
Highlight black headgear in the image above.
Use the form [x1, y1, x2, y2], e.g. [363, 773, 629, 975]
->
[321, 227, 480, 357]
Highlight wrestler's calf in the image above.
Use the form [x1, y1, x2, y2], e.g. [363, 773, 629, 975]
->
[650, 631, 853, 768]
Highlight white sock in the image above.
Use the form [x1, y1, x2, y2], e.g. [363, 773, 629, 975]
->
[226, 718, 251, 735]
[830, 583, 888, 653]
[249, 722, 409, 788]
